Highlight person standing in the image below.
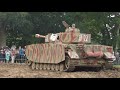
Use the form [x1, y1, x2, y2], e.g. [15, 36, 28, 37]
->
[0, 47, 4, 63]
[5, 49, 11, 63]
[11, 48, 16, 63]
[0, 47, 5, 63]
[19, 47, 25, 63]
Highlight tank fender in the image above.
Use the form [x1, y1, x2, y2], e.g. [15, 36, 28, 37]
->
[104, 52, 116, 62]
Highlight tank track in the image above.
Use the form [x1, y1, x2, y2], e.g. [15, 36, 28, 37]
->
[64, 65, 75, 72]
[26, 59, 76, 72]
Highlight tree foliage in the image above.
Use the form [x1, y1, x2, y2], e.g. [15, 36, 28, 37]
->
[0, 12, 120, 50]
[0, 12, 33, 48]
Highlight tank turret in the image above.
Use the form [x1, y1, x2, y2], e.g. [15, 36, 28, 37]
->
[35, 22, 91, 44]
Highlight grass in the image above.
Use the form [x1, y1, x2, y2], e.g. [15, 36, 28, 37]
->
[113, 65, 120, 68]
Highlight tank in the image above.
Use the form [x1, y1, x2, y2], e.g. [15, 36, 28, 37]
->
[25, 21, 116, 71]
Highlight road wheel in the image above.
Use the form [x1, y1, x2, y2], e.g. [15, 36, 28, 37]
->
[39, 64, 43, 70]
[55, 64, 59, 71]
[31, 62, 36, 70]
[59, 63, 64, 71]
[51, 64, 55, 71]
[47, 64, 50, 70]
[43, 64, 47, 70]
[35, 63, 39, 70]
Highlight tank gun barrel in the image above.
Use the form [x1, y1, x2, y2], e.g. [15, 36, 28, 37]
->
[35, 34, 46, 38]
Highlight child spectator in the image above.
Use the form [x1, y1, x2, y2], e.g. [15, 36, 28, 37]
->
[5, 49, 11, 63]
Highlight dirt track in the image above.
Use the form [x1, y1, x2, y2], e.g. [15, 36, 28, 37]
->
[0, 63, 120, 78]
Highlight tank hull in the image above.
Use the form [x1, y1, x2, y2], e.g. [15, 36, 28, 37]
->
[25, 43, 113, 72]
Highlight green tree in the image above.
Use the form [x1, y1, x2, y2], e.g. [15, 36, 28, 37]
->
[0, 12, 33, 48]
[0, 12, 8, 48]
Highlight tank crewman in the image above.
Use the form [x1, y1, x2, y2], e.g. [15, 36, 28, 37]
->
[72, 24, 76, 28]
[65, 24, 80, 32]
[65, 24, 74, 32]
[71, 24, 80, 32]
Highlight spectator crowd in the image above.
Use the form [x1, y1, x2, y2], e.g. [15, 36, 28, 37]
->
[0, 45, 27, 64]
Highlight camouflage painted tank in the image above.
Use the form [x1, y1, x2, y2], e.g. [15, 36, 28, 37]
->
[25, 21, 115, 71]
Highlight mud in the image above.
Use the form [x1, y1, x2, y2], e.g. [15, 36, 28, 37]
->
[0, 63, 120, 78]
